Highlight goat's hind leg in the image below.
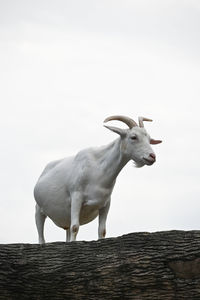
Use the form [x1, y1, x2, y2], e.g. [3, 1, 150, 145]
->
[35, 204, 47, 244]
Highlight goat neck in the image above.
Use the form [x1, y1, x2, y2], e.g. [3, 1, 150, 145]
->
[98, 137, 129, 186]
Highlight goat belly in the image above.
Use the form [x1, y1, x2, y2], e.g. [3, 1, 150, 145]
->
[44, 203, 71, 229]
[79, 204, 99, 225]
[79, 193, 108, 225]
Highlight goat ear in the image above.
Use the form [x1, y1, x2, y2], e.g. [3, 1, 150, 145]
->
[150, 139, 162, 145]
[104, 125, 126, 137]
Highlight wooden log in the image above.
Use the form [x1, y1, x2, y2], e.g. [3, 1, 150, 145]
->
[1, 230, 200, 299]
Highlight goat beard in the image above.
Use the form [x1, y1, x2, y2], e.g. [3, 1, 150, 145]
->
[133, 161, 145, 168]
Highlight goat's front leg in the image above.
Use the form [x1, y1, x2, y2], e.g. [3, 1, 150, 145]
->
[70, 192, 82, 242]
[66, 228, 70, 242]
[98, 200, 110, 239]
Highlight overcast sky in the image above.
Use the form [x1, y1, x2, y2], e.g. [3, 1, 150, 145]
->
[1, 0, 200, 243]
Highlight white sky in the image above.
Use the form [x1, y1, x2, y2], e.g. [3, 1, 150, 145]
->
[0, 0, 200, 243]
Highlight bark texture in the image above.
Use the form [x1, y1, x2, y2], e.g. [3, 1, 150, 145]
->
[1, 230, 200, 299]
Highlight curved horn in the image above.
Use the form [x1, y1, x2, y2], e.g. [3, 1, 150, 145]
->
[138, 116, 153, 128]
[104, 115, 138, 129]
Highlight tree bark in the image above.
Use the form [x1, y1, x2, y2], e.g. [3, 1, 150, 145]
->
[1, 230, 200, 299]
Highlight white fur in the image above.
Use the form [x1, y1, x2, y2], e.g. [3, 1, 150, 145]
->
[34, 121, 160, 243]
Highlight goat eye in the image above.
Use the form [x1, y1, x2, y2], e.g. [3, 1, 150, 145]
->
[130, 135, 137, 140]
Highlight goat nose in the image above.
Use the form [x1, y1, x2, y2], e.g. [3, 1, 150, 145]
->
[149, 153, 156, 160]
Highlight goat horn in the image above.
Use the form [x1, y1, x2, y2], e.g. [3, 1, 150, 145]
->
[138, 117, 153, 128]
[104, 115, 138, 129]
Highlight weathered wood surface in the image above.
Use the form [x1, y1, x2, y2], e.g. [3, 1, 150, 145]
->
[1, 230, 200, 299]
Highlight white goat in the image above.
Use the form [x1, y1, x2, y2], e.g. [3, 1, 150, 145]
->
[34, 115, 162, 243]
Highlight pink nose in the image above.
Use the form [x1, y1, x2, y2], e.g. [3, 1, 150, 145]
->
[149, 153, 156, 161]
